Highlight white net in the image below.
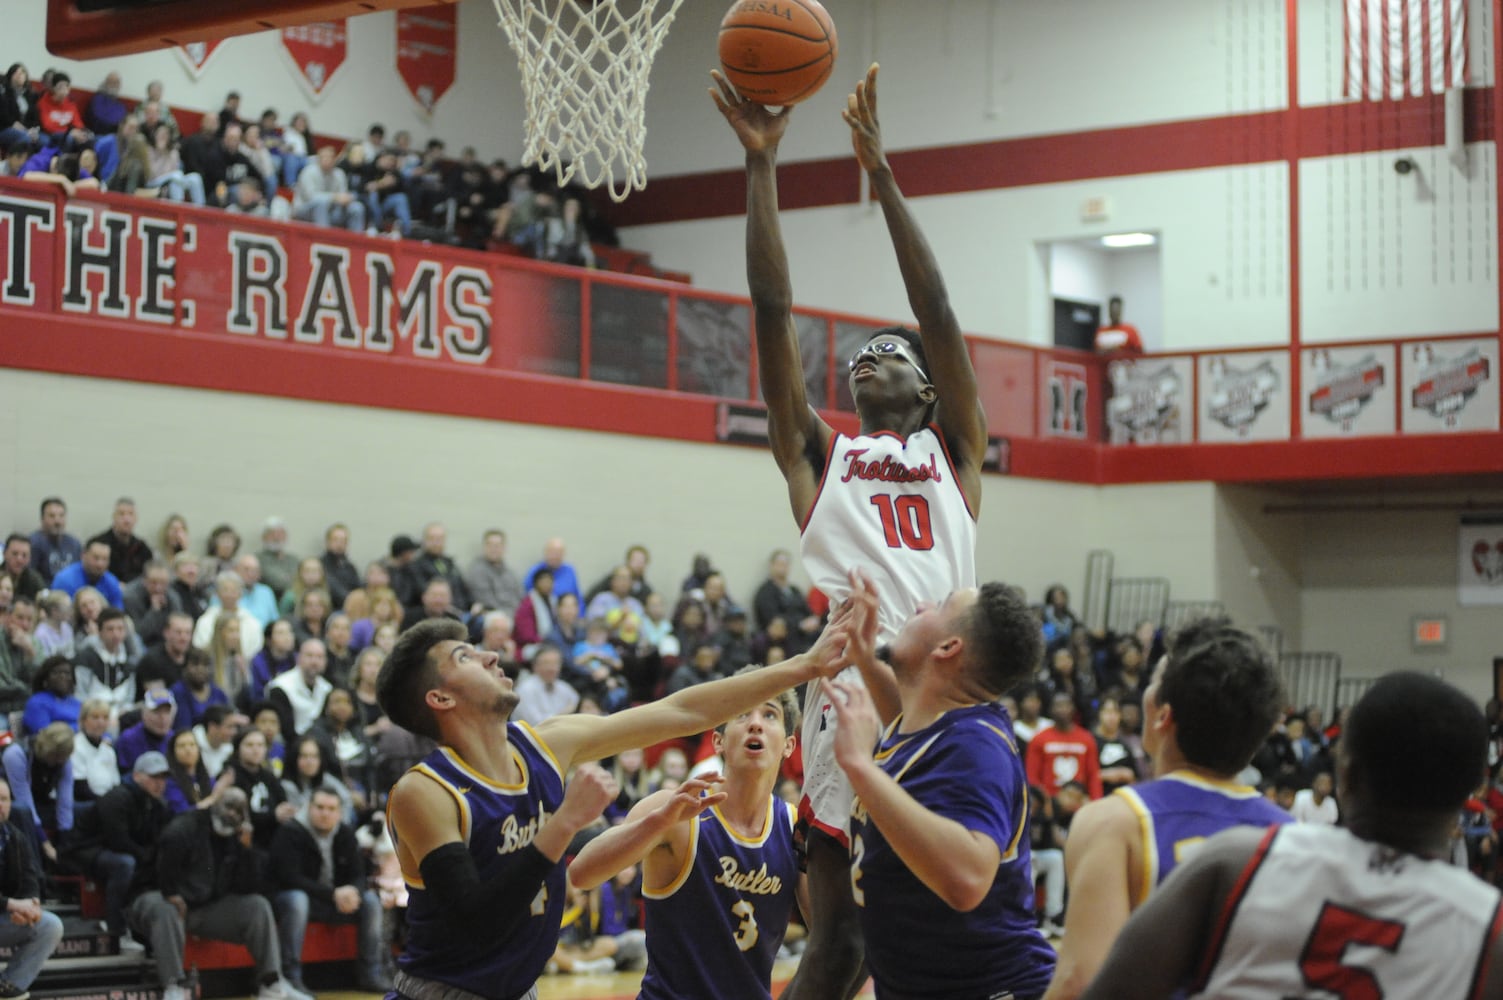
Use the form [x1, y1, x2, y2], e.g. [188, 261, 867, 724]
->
[492, 0, 687, 202]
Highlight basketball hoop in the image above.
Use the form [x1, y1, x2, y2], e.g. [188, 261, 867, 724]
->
[492, 0, 687, 202]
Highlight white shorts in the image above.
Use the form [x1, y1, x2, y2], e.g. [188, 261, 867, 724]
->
[797, 663, 865, 848]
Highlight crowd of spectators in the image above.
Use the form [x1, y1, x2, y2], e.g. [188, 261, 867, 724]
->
[10, 491, 1496, 989]
[1, 64, 608, 265]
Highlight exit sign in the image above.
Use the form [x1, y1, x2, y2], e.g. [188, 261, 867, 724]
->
[1412, 616, 1448, 651]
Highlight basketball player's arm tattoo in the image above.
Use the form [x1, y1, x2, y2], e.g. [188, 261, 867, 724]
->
[1043, 798, 1138, 1000]
[1078, 831, 1250, 1000]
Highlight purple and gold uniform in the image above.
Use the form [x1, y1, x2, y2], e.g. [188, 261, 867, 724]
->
[1115, 771, 1291, 892]
[391, 723, 564, 1000]
[851, 702, 1055, 999]
[639, 797, 799, 1000]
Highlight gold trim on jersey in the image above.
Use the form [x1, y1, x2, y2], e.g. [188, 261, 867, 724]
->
[440, 745, 529, 794]
[712, 796, 776, 847]
[643, 813, 700, 900]
[515, 721, 564, 780]
[400, 763, 475, 888]
[1160, 770, 1262, 798]
[1114, 787, 1158, 900]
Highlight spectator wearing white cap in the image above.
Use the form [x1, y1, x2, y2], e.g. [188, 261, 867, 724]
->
[116, 689, 176, 775]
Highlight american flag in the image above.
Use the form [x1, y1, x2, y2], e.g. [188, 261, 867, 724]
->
[1344, 0, 1468, 101]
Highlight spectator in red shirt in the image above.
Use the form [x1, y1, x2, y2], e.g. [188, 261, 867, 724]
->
[37, 72, 86, 141]
[1094, 295, 1144, 354]
[1026, 691, 1102, 799]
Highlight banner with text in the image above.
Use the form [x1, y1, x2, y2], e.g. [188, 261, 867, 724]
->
[397, 6, 458, 116]
[1301, 345, 1395, 439]
[280, 21, 348, 101]
[1041, 359, 1092, 439]
[1401, 338, 1499, 434]
[1198, 350, 1290, 443]
[1105, 356, 1193, 445]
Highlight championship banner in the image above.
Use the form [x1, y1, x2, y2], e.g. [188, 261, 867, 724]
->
[1198, 350, 1290, 443]
[1401, 338, 1499, 433]
[397, 6, 458, 116]
[280, 21, 348, 102]
[1301, 345, 1395, 439]
[1042, 359, 1091, 439]
[1105, 356, 1192, 445]
[175, 40, 227, 79]
[1460, 516, 1503, 607]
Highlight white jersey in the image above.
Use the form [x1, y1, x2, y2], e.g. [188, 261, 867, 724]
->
[1193, 824, 1503, 1000]
[797, 426, 977, 843]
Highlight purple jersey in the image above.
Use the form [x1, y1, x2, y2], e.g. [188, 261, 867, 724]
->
[391, 723, 565, 1000]
[852, 702, 1056, 999]
[1115, 771, 1292, 892]
[639, 796, 799, 1000]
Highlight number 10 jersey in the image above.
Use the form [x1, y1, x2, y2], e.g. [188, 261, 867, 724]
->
[797, 425, 978, 844]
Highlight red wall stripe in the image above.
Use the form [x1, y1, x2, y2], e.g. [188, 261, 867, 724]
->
[608, 88, 1494, 227]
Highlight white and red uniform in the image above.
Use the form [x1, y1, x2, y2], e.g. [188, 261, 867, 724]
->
[1193, 824, 1503, 999]
[797, 425, 977, 844]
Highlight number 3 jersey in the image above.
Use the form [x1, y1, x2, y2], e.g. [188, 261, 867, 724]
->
[1192, 823, 1503, 1000]
[799, 426, 978, 843]
[392, 723, 566, 1000]
[638, 797, 799, 1000]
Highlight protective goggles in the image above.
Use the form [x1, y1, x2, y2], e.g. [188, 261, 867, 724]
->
[847, 340, 929, 381]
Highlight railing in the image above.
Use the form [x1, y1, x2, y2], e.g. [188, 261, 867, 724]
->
[2, 178, 1498, 486]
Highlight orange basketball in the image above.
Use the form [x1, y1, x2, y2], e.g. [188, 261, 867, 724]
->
[718, 0, 838, 107]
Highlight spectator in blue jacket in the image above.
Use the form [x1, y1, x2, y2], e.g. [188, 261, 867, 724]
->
[49, 540, 124, 610]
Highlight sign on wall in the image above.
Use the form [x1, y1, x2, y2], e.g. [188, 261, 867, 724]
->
[1301, 345, 1395, 438]
[280, 21, 348, 102]
[1105, 356, 1192, 445]
[1401, 338, 1499, 434]
[175, 40, 227, 79]
[1042, 360, 1090, 439]
[1198, 350, 1290, 443]
[397, 6, 458, 116]
[1460, 516, 1503, 607]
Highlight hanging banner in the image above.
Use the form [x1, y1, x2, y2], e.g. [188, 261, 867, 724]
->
[1460, 516, 1503, 607]
[175, 40, 227, 79]
[1301, 345, 1395, 439]
[280, 21, 348, 102]
[1198, 350, 1290, 443]
[397, 6, 458, 116]
[1105, 356, 1192, 445]
[1401, 338, 1499, 434]
[1041, 360, 1090, 439]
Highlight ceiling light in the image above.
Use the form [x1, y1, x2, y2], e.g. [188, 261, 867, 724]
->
[1100, 233, 1157, 248]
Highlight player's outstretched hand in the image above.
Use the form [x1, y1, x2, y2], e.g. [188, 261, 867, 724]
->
[710, 69, 792, 154]
[653, 775, 728, 828]
[843, 62, 888, 174]
[804, 611, 852, 680]
[822, 678, 882, 772]
[557, 763, 620, 831]
[843, 568, 882, 668]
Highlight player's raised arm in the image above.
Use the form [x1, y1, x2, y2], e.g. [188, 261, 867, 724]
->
[711, 71, 831, 521]
[387, 763, 616, 945]
[1043, 797, 1139, 1000]
[846, 64, 987, 489]
[1079, 827, 1257, 1000]
[539, 615, 850, 772]
[568, 777, 726, 890]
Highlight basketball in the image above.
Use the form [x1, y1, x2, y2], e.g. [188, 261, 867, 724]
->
[718, 0, 838, 107]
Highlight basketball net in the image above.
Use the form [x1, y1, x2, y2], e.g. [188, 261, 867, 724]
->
[492, 0, 687, 202]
